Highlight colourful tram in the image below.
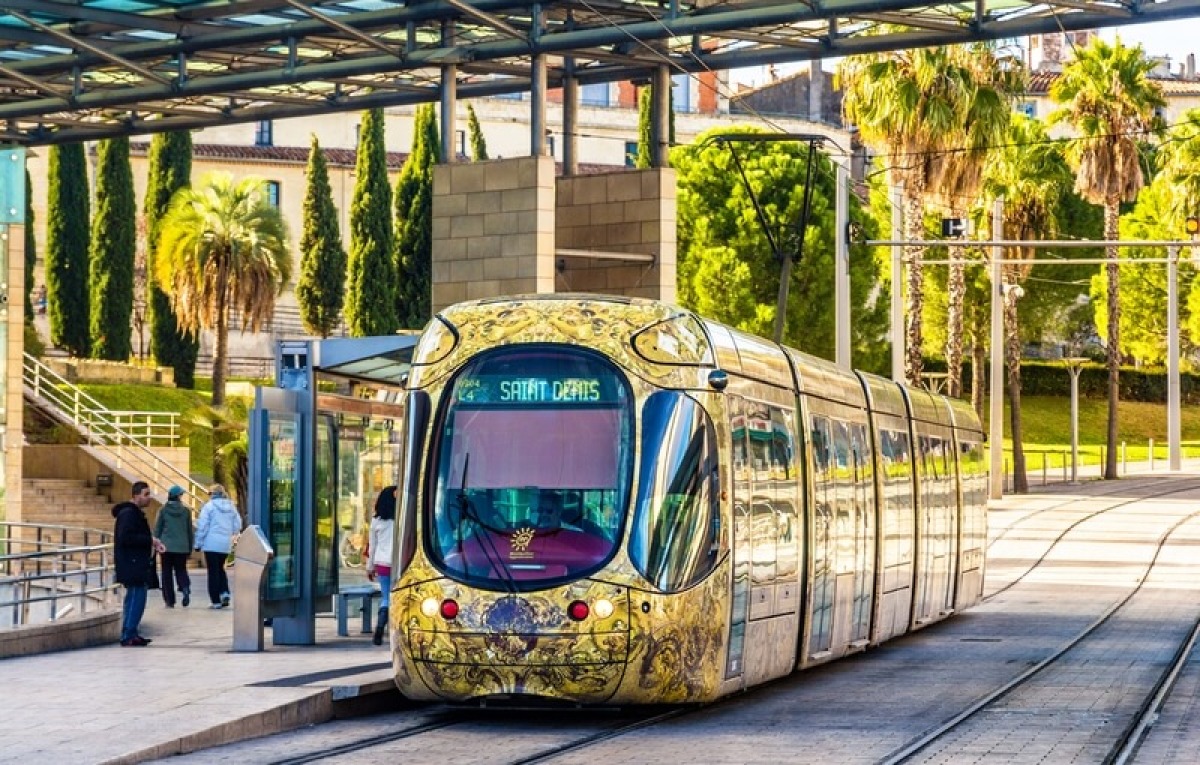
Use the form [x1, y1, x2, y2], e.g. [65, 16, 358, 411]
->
[390, 295, 987, 705]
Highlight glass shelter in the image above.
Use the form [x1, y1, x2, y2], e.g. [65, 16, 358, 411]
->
[250, 335, 417, 645]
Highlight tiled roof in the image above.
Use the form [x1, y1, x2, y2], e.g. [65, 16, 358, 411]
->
[130, 141, 622, 175]
[130, 141, 409, 168]
[1026, 70, 1200, 96]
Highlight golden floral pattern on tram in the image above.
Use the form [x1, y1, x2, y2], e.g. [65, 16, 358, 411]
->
[407, 296, 714, 392]
[393, 572, 634, 703]
[618, 563, 729, 703]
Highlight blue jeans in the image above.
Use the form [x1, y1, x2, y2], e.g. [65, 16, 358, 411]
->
[378, 573, 391, 610]
[121, 585, 147, 641]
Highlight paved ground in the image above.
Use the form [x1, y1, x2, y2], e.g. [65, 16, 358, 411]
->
[5, 462, 1200, 765]
[0, 576, 397, 765]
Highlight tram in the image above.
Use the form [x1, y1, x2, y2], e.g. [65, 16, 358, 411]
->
[389, 295, 987, 705]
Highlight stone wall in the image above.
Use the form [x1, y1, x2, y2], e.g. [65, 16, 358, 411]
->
[44, 358, 175, 386]
[4, 220, 24, 524]
[431, 156, 557, 312]
[555, 168, 676, 302]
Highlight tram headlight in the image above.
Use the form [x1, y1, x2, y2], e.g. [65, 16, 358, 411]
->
[593, 598, 614, 619]
[421, 597, 440, 617]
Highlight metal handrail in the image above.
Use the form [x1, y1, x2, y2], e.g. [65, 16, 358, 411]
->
[0, 522, 116, 628]
[22, 353, 210, 504]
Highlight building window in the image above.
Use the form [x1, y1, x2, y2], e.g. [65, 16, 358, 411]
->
[624, 141, 638, 167]
[672, 74, 692, 113]
[1019, 101, 1036, 118]
[265, 181, 280, 207]
[581, 82, 609, 106]
[457, 129, 466, 157]
[255, 119, 273, 146]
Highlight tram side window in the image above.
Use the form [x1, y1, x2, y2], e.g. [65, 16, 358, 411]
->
[631, 391, 722, 593]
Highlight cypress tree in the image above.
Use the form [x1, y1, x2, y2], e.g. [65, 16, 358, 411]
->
[145, 131, 198, 387]
[24, 168, 35, 325]
[46, 143, 90, 357]
[346, 108, 398, 336]
[395, 104, 438, 328]
[89, 136, 136, 360]
[635, 84, 675, 168]
[467, 103, 489, 161]
[296, 135, 347, 337]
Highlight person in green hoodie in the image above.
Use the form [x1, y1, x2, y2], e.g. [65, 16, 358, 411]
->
[154, 485, 195, 608]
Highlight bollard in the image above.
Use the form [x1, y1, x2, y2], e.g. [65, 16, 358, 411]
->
[231, 525, 274, 652]
[1122, 441, 1127, 475]
[1042, 453, 1047, 486]
[1150, 438, 1155, 471]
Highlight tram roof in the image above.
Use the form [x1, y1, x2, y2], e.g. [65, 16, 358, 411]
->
[312, 333, 419, 386]
[3, 0, 1200, 146]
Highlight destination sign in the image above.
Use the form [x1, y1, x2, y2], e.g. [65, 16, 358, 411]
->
[455, 375, 618, 405]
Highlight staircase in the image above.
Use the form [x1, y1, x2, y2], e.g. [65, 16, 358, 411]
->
[21, 478, 119, 534]
[22, 353, 210, 505]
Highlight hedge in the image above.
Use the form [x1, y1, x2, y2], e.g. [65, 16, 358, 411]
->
[924, 361, 1200, 404]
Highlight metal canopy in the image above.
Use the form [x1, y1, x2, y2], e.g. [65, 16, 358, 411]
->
[311, 333, 418, 386]
[2, 0, 1200, 146]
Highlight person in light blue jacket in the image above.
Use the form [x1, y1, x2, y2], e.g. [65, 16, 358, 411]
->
[194, 484, 243, 608]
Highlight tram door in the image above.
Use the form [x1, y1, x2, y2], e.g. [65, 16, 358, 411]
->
[724, 397, 752, 681]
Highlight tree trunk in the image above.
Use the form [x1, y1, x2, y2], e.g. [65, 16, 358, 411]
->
[1005, 291, 1027, 493]
[946, 239, 966, 399]
[212, 264, 229, 408]
[1104, 199, 1120, 480]
[903, 183, 926, 386]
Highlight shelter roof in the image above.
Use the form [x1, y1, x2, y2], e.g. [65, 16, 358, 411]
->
[3, 0, 1200, 146]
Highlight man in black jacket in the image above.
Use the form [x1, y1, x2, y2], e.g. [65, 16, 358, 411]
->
[112, 481, 164, 646]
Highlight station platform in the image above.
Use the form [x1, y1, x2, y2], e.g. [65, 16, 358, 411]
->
[5, 462, 1200, 765]
[0, 579, 401, 765]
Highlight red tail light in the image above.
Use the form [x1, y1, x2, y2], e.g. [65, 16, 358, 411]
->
[567, 600, 589, 621]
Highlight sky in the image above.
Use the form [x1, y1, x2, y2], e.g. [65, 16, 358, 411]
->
[732, 19, 1199, 89]
[1098, 20, 1198, 68]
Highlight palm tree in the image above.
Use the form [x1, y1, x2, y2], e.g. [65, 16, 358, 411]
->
[982, 115, 1073, 493]
[926, 44, 1024, 398]
[1159, 107, 1200, 221]
[1049, 37, 1163, 480]
[157, 172, 291, 406]
[840, 45, 994, 385]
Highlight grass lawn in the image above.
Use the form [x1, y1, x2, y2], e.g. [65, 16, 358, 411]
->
[988, 395, 1200, 470]
[78, 383, 216, 480]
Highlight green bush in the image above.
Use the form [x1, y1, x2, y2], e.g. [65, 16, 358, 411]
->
[923, 359, 1200, 404]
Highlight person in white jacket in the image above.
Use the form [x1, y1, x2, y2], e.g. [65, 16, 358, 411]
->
[366, 486, 396, 645]
[194, 484, 244, 609]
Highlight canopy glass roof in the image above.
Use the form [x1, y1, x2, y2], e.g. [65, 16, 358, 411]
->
[2, 0, 1198, 145]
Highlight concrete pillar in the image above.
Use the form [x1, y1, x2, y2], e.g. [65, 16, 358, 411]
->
[563, 60, 579, 176]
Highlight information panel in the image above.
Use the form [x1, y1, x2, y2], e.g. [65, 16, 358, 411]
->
[265, 413, 301, 600]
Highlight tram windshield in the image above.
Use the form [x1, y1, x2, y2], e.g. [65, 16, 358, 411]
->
[428, 346, 633, 588]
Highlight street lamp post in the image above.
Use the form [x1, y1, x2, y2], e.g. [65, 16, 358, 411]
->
[1063, 357, 1088, 483]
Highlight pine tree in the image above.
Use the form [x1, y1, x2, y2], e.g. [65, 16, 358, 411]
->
[145, 131, 198, 387]
[395, 104, 438, 328]
[346, 108, 398, 336]
[467, 103, 489, 161]
[24, 168, 35, 325]
[296, 135, 347, 337]
[89, 136, 136, 360]
[46, 143, 90, 357]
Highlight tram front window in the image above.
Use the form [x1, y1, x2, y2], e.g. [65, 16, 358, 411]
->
[428, 347, 633, 588]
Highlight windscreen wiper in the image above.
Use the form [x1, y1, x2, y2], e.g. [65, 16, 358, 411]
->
[456, 453, 518, 594]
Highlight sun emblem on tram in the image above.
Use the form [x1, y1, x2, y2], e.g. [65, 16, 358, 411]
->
[510, 527, 535, 559]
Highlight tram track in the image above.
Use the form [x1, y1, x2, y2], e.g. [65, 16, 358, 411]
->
[879, 483, 1200, 765]
[257, 706, 695, 765]
[984, 475, 1200, 602]
[984, 473, 1192, 553]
